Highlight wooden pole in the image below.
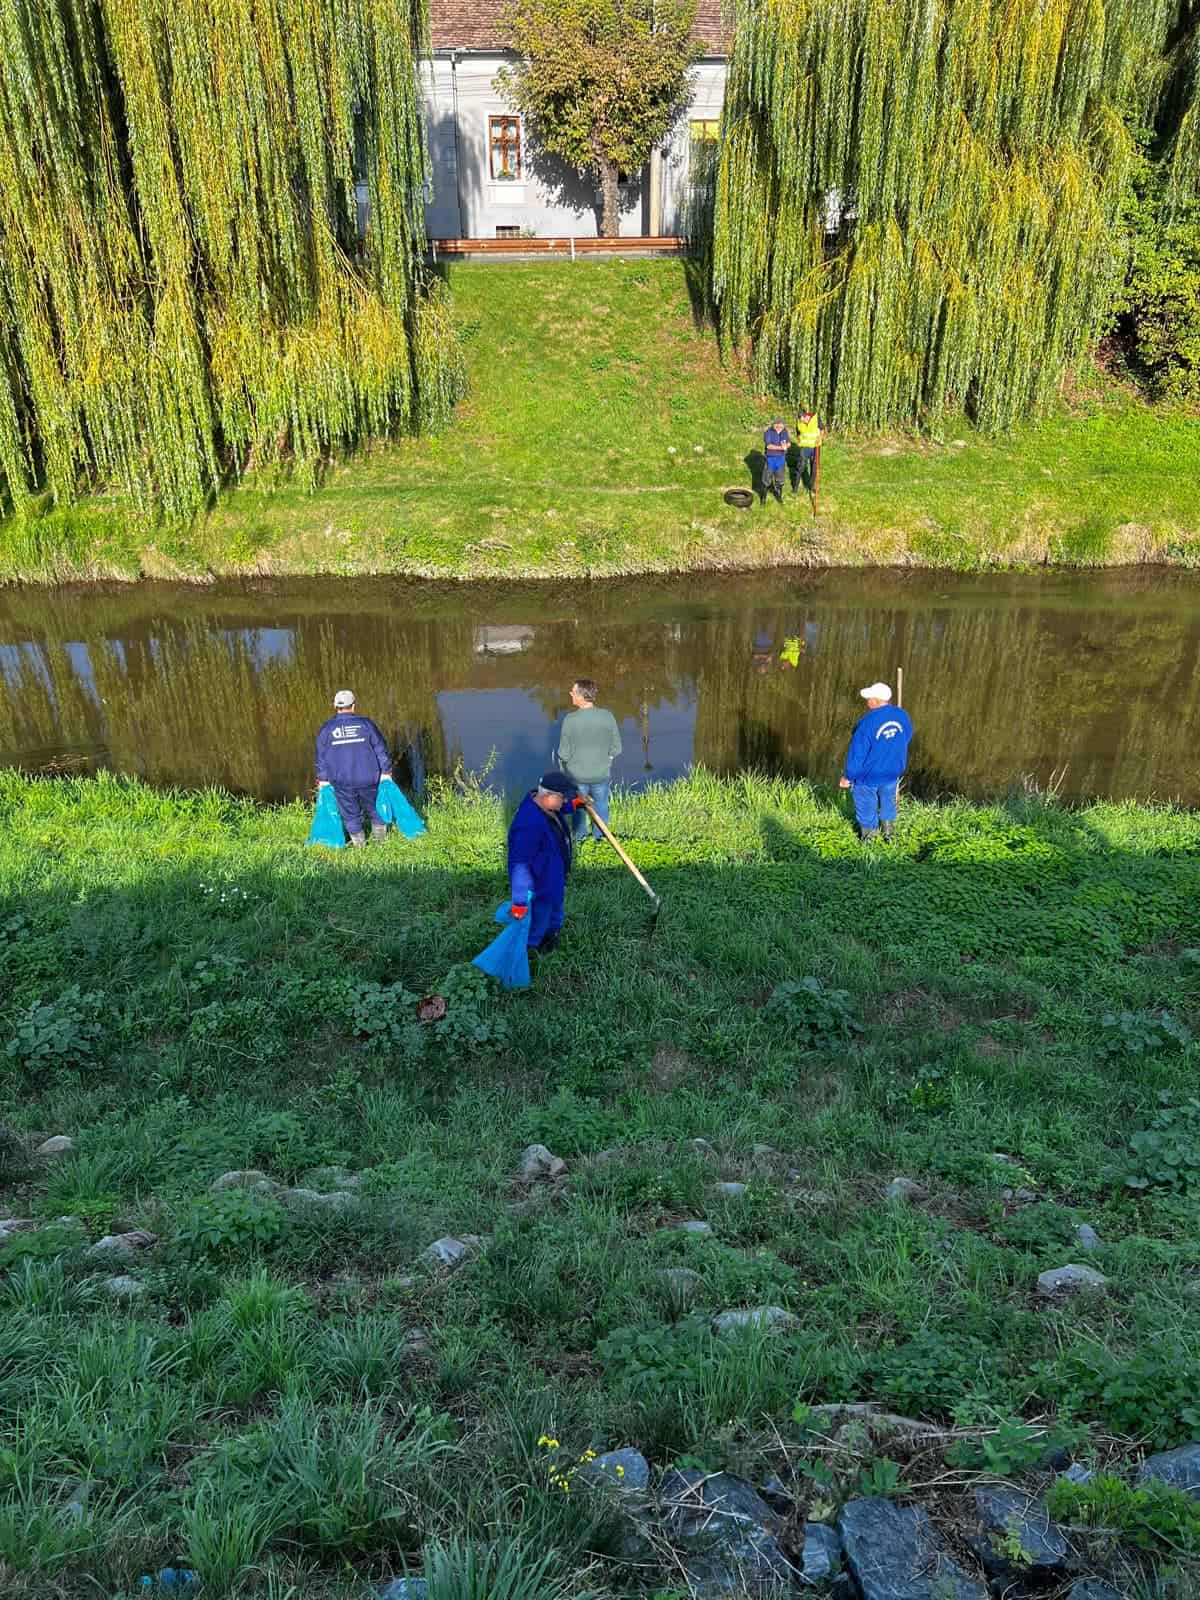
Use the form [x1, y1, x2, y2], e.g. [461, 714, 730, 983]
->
[896, 666, 903, 707]
[812, 442, 821, 518]
[582, 800, 660, 910]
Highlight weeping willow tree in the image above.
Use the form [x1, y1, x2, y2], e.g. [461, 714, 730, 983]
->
[0, 0, 462, 520]
[712, 0, 1200, 430]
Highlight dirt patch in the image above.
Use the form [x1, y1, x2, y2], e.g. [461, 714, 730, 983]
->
[650, 1045, 695, 1090]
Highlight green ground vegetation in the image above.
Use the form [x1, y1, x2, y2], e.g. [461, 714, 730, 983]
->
[2, 261, 1199, 585]
[3, 768, 1200, 1596]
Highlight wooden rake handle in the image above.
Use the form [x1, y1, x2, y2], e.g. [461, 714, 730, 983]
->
[581, 800, 660, 907]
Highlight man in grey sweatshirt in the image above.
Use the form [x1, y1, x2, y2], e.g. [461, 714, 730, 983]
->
[557, 678, 622, 844]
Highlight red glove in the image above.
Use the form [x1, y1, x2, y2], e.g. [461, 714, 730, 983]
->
[510, 903, 528, 919]
[571, 796, 589, 810]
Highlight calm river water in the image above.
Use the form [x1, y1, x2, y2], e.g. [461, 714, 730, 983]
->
[1, 569, 1198, 805]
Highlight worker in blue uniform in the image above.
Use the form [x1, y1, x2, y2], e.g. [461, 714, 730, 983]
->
[315, 689, 393, 847]
[839, 680, 913, 842]
[507, 770, 588, 953]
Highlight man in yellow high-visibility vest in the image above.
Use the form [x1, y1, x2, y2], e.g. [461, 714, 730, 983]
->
[794, 409, 824, 494]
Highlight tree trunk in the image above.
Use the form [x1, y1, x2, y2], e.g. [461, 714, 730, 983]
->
[595, 149, 620, 238]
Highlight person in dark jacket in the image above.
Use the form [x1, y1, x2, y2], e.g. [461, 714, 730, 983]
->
[838, 680, 913, 842]
[507, 770, 587, 953]
[315, 689, 393, 847]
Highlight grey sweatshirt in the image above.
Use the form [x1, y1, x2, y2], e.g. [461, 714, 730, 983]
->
[558, 706, 622, 783]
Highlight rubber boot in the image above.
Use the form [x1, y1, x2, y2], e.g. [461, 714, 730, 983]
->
[860, 829, 879, 844]
[349, 831, 366, 848]
[371, 823, 388, 842]
[881, 820, 895, 842]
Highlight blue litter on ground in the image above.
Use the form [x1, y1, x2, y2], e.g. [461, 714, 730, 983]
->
[376, 777, 426, 838]
[306, 785, 345, 848]
[471, 898, 532, 989]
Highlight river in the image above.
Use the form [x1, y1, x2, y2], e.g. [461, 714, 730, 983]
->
[1, 569, 1198, 805]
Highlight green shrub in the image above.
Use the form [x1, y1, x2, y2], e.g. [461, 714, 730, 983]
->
[347, 979, 424, 1052]
[431, 963, 510, 1054]
[174, 1190, 287, 1260]
[5, 985, 106, 1072]
[1117, 187, 1200, 403]
[518, 1089, 624, 1154]
[1124, 1095, 1200, 1192]
[761, 977, 861, 1050]
[1055, 1343, 1200, 1446]
[596, 1319, 716, 1389]
[1100, 1008, 1191, 1060]
[1046, 1473, 1200, 1557]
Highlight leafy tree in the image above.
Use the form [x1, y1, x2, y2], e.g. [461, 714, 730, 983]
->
[1118, 179, 1200, 402]
[496, 0, 700, 238]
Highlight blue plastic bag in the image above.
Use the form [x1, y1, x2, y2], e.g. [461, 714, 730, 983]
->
[376, 777, 426, 839]
[306, 785, 345, 848]
[471, 897, 532, 990]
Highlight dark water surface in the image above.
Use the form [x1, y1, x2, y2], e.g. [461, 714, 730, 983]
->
[1, 569, 1199, 805]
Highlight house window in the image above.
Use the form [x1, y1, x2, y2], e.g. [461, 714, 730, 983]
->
[689, 118, 720, 187]
[496, 225, 521, 239]
[489, 116, 522, 180]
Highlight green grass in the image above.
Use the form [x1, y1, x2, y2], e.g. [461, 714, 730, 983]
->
[2, 767, 1200, 1596]
[3, 260, 1200, 584]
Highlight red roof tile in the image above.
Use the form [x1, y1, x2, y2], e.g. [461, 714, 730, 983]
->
[429, 0, 728, 53]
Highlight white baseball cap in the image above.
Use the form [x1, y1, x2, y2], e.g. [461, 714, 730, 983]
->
[859, 681, 892, 701]
[333, 689, 355, 708]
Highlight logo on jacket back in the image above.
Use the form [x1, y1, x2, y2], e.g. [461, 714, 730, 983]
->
[332, 723, 364, 742]
[876, 721, 905, 740]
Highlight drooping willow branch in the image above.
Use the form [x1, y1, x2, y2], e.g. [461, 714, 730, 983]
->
[711, 0, 1199, 431]
[0, 0, 463, 519]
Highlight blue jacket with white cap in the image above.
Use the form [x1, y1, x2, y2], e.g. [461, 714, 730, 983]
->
[844, 705, 913, 784]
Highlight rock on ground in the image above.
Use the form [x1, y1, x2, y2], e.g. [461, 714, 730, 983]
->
[659, 1267, 702, 1306]
[673, 1219, 713, 1236]
[517, 1143, 566, 1181]
[36, 1135, 74, 1156]
[581, 1449, 650, 1493]
[839, 1498, 987, 1600]
[972, 1485, 1074, 1582]
[885, 1176, 927, 1204]
[100, 1275, 145, 1299]
[280, 1186, 358, 1213]
[0, 1217, 35, 1239]
[714, 1181, 747, 1198]
[377, 1581, 428, 1600]
[1075, 1223, 1102, 1252]
[711, 1306, 799, 1337]
[1065, 1584, 1123, 1600]
[421, 1234, 487, 1269]
[660, 1469, 796, 1595]
[85, 1230, 158, 1259]
[1037, 1263, 1108, 1298]
[301, 1165, 362, 1191]
[210, 1169, 276, 1193]
[1136, 1441, 1200, 1499]
[801, 1522, 843, 1582]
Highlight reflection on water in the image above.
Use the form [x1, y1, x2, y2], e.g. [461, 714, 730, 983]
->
[1, 569, 1199, 804]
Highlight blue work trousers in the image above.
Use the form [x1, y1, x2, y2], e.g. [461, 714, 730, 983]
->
[528, 891, 566, 949]
[853, 781, 898, 832]
[572, 782, 610, 843]
[332, 782, 383, 836]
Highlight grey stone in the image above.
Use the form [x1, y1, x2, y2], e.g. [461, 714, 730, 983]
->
[1003, 1187, 1038, 1205]
[991, 1153, 1019, 1165]
[758, 1474, 793, 1511]
[517, 1143, 566, 1182]
[1065, 1584, 1123, 1600]
[1037, 1263, 1108, 1298]
[674, 1219, 713, 1236]
[690, 1138, 716, 1156]
[281, 1186, 358, 1212]
[751, 1144, 778, 1158]
[714, 1182, 747, 1198]
[421, 1234, 486, 1268]
[839, 1498, 987, 1600]
[301, 1165, 362, 1191]
[801, 1522, 843, 1582]
[659, 1266, 702, 1305]
[1137, 1441, 1200, 1499]
[86, 1230, 158, 1260]
[0, 1217, 35, 1240]
[712, 1306, 799, 1337]
[402, 1327, 431, 1356]
[885, 1176, 927, 1204]
[377, 1581, 428, 1600]
[62, 1480, 91, 1523]
[36, 1135, 74, 1157]
[100, 1274, 145, 1299]
[973, 1484, 1073, 1580]
[581, 1448, 650, 1494]
[660, 1470, 795, 1595]
[1060, 1463, 1093, 1486]
[210, 1169, 274, 1192]
[1075, 1223, 1102, 1252]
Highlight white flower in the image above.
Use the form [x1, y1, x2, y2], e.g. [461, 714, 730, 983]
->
[667, 446, 676, 454]
[693, 445, 704, 453]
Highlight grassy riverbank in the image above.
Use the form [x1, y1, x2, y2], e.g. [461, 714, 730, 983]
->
[3, 769, 1200, 1597]
[3, 261, 1200, 585]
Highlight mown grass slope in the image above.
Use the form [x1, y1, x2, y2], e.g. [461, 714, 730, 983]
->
[2, 771, 1200, 1596]
[3, 261, 1200, 583]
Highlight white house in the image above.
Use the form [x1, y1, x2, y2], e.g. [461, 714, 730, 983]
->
[422, 0, 728, 239]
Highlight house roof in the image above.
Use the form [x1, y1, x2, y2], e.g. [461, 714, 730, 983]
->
[428, 0, 728, 54]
